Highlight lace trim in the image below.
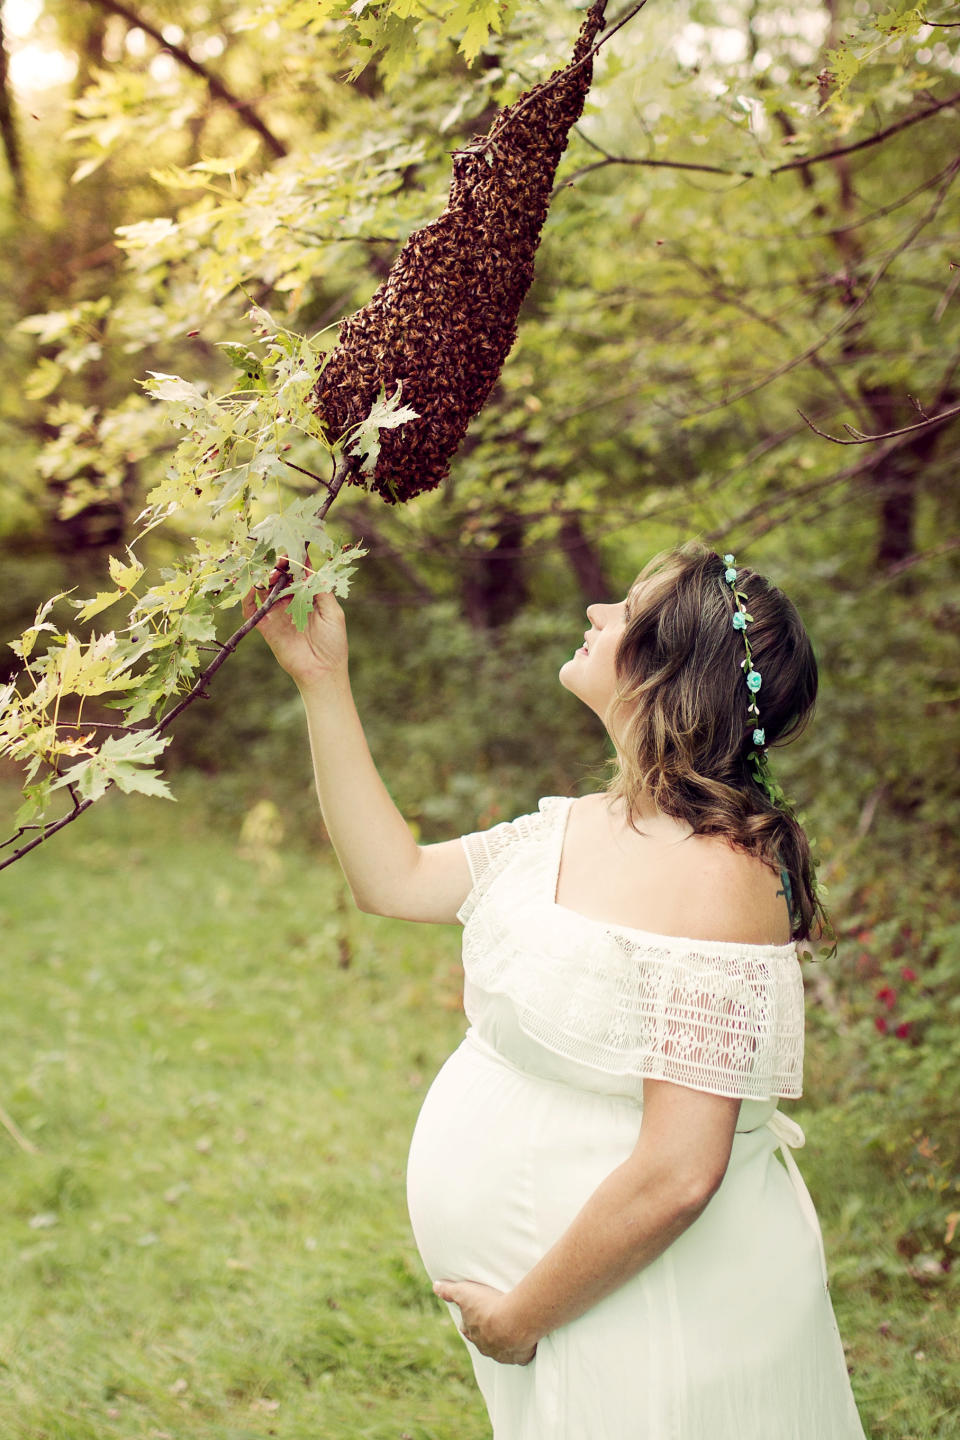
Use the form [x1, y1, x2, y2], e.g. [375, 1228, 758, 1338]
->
[458, 796, 804, 1100]
[457, 798, 562, 925]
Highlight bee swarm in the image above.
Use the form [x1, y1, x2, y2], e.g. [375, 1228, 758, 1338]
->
[313, 0, 608, 503]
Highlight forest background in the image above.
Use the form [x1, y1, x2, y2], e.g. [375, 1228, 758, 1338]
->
[0, 0, 958, 1436]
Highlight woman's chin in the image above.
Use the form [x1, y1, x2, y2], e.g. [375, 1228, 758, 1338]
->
[558, 657, 578, 692]
[559, 660, 593, 707]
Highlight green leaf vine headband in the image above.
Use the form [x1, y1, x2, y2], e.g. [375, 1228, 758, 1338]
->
[722, 553, 788, 808]
[722, 553, 832, 939]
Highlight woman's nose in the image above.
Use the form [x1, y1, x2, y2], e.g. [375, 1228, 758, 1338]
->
[586, 601, 616, 627]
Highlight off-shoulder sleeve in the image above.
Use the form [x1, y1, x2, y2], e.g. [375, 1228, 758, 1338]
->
[628, 940, 804, 1099]
[462, 889, 805, 1100]
[456, 797, 565, 926]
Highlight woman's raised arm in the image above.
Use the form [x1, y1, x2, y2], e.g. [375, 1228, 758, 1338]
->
[243, 576, 471, 923]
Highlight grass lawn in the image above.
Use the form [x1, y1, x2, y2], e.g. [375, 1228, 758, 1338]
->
[0, 780, 956, 1439]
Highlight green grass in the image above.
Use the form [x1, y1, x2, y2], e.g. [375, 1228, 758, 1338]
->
[0, 780, 956, 1439]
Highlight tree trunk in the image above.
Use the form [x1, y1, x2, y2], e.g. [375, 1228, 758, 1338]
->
[461, 512, 529, 630]
[558, 512, 610, 603]
[860, 385, 956, 571]
[0, 6, 26, 209]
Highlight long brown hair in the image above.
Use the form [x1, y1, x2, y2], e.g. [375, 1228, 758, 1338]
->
[606, 542, 826, 944]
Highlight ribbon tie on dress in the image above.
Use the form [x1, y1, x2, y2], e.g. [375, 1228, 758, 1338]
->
[765, 1109, 829, 1291]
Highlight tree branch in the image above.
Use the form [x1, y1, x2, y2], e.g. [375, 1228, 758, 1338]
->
[467, 0, 647, 158]
[0, 458, 354, 873]
[678, 155, 960, 420]
[705, 420, 959, 548]
[798, 400, 960, 445]
[561, 89, 960, 190]
[85, 0, 287, 159]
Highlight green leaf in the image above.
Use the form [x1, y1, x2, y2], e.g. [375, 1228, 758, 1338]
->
[286, 545, 366, 629]
[24, 357, 65, 401]
[9, 593, 71, 661]
[346, 383, 419, 476]
[51, 730, 173, 804]
[15, 778, 54, 827]
[287, 568, 332, 631]
[249, 496, 333, 561]
[75, 589, 125, 623]
[140, 372, 209, 427]
[217, 343, 267, 386]
[188, 138, 260, 175]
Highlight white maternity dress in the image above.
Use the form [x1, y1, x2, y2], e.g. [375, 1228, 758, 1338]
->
[406, 797, 869, 1440]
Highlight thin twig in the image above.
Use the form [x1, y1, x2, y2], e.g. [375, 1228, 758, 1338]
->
[798, 400, 960, 444]
[680, 155, 960, 419]
[560, 90, 960, 189]
[0, 457, 356, 872]
[52, 719, 135, 730]
[703, 423, 946, 546]
[0, 825, 42, 851]
[0, 796, 97, 873]
[281, 456, 334, 491]
[84, 0, 287, 159]
[465, 0, 646, 158]
[0, 1101, 39, 1155]
[882, 537, 960, 579]
[725, 160, 960, 245]
[933, 265, 960, 324]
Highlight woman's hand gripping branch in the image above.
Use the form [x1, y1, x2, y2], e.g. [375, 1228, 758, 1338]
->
[242, 560, 472, 925]
[242, 556, 348, 690]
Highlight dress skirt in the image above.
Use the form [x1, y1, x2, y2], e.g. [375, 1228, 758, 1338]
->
[407, 1033, 867, 1440]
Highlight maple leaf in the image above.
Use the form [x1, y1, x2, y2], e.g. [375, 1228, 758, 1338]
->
[51, 730, 173, 804]
[249, 496, 332, 560]
[346, 384, 419, 476]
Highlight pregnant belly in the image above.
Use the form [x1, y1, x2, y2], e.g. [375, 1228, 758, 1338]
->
[406, 1034, 643, 1289]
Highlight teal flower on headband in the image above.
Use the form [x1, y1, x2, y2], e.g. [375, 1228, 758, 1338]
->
[747, 670, 762, 693]
[725, 566, 737, 584]
[732, 612, 747, 631]
[723, 553, 735, 565]
[753, 727, 766, 746]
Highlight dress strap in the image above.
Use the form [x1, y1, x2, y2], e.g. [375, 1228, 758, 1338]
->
[765, 1111, 829, 1292]
[548, 795, 576, 905]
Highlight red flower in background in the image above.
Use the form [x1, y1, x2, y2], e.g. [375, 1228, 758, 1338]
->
[900, 966, 918, 983]
[874, 1016, 889, 1035]
[876, 985, 897, 1010]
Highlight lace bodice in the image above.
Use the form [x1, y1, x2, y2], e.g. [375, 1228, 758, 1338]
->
[457, 796, 805, 1104]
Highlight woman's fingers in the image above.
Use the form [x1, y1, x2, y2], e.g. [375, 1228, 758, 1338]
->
[268, 553, 291, 587]
[242, 555, 294, 618]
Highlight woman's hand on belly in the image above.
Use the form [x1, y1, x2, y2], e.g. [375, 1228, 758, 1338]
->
[433, 1279, 538, 1366]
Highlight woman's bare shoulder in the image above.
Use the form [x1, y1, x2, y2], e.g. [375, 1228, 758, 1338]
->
[680, 834, 792, 946]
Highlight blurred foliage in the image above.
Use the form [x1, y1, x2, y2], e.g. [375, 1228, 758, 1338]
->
[0, 0, 957, 1304]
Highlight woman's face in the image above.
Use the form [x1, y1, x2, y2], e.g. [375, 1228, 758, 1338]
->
[559, 587, 637, 723]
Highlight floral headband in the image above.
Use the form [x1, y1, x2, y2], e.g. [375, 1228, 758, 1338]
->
[722, 553, 831, 939]
[722, 553, 788, 808]
[723, 554, 764, 747]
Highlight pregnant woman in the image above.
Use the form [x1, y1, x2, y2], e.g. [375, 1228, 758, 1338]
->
[245, 540, 868, 1439]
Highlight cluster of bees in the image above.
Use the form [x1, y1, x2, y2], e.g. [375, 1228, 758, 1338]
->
[312, 0, 607, 503]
